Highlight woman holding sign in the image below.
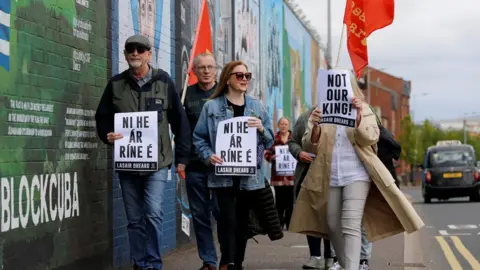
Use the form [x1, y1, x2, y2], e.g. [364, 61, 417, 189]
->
[264, 117, 295, 230]
[289, 70, 424, 270]
[193, 61, 278, 270]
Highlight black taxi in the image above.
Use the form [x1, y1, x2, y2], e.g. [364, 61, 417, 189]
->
[422, 140, 480, 203]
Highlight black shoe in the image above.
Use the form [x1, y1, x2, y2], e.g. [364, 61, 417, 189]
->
[199, 263, 217, 270]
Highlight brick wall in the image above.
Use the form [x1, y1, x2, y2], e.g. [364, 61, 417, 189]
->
[0, 0, 326, 269]
[366, 67, 411, 176]
[0, 0, 112, 269]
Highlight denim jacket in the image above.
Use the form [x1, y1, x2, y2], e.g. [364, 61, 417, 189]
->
[193, 94, 274, 190]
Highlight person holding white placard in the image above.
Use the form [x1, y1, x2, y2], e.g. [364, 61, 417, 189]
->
[193, 61, 278, 270]
[289, 70, 424, 270]
[95, 35, 191, 270]
[264, 117, 295, 230]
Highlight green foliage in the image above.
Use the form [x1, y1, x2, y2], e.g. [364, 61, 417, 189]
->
[399, 116, 480, 167]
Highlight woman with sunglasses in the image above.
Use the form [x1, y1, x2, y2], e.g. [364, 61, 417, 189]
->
[193, 61, 275, 270]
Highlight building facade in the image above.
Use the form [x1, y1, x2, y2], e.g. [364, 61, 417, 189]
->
[362, 67, 412, 177]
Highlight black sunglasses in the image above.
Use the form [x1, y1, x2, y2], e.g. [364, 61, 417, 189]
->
[125, 44, 150, 54]
[230, 72, 252, 81]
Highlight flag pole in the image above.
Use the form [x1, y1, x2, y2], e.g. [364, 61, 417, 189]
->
[335, 24, 345, 68]
[180, 73, 190, 105]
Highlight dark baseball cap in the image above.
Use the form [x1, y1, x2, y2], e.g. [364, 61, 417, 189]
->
[125, 34, 151, 49]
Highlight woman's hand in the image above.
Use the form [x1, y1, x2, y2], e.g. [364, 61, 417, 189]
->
[309, 107, 321, 124]
[352, 97, 363, 126]
[209, 154, 223, 165]
[248, 117, 264, 133]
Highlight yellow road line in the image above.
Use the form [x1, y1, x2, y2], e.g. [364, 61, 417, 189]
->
[451, 236, 480, 270]
[435, 236, 463, 270]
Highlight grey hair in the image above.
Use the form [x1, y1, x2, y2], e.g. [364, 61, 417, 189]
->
[192, 52, 216, 68]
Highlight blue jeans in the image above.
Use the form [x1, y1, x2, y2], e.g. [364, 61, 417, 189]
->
[118, 168, 168, 270]
[186, 171, 220, 266]
[360, 225, 372, 260]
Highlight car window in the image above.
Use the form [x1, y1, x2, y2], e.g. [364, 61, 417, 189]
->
[429, 149, 474, 168]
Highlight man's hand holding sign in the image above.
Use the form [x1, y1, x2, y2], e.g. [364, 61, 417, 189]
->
[113, 111, 159, 171]
[213, 116, 258, 176]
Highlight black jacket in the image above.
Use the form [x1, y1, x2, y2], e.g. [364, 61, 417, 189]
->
[377, 125, 402, 185]
[244, 180, 284, 241]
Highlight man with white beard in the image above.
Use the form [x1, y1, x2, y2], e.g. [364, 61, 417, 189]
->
[95, 34, 191, 270]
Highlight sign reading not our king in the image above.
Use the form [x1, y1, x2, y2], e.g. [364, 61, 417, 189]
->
[317, 69, 357, 128]
[215, 116, 257, 176]
[114, 111, 158, 171]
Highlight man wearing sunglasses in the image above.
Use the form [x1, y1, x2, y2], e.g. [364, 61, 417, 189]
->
[181, 53, 221, 270]
[95, 34, 191, 270]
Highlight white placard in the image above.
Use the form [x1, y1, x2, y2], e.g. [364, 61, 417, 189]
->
[114, 111, 158, 171]
[275, 145, 297, 176]
[215, 116, 257, 176]
[181, 213, 190, 237]
[317, 69, 357, 127]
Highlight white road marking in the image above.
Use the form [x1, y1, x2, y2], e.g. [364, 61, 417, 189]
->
[447, 224, 478, 230]
[439, 230, 471, 236]
[290, 245, 308, 248]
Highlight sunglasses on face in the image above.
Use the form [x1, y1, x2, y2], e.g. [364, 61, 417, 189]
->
[230, 72, 252, 81]
[125, 44, 149, 54]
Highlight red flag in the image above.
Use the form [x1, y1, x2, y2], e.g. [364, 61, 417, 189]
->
[187, 0, 213, 85]
[343, 0, 394, 78]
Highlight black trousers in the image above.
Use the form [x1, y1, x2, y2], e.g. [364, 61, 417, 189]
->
[214, 181, 276, 267]
[273, 186, 294, 229]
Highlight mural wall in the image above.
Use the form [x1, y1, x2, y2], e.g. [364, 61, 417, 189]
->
[0, 0, 111, 269]
[0, 0, 326, 268]
[234, 0, 260, 98]
[260, 0, 283, 130]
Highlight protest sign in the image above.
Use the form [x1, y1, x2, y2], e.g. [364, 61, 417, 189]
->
[275, 145, 297, 176]
[215, 116, 257, 176]
[114, 111, 158, 171]
[317, 69, 357, 127]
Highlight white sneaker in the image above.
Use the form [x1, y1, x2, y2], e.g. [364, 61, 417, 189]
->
[325, 258, 334, 268]
[359, 261, 370, 270]
[302, 256, 325, 269]
[328, 262, 344, 270]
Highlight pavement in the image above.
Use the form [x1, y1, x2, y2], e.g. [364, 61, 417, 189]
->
[163, 185, 480, 270]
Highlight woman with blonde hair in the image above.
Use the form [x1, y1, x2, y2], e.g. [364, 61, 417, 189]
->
[289, 69, 424, 270]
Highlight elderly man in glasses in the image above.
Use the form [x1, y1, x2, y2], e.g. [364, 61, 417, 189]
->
[95, 34, 191, 270]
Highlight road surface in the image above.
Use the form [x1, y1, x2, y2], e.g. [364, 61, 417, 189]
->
[163, 187, 480, 269]
[403, 188, 480, 270]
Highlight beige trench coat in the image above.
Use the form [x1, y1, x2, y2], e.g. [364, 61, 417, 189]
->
[289, 104, 424, 242]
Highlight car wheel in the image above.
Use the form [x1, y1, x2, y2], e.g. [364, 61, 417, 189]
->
[424, 196, 431, 204]
[423, 186, 431, 203]
[469, 192, 480, 202]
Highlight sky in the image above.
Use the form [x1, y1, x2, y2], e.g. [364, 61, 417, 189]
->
[296, 0, 479, 122]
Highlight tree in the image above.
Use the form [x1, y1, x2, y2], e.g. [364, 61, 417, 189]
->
[399, 115, 423, 167]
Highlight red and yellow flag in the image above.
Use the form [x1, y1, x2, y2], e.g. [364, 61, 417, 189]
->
[187, 0, 213, 85]
[343, 0, 394, 78]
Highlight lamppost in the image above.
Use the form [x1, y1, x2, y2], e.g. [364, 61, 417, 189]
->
[411, 92, 430, 185]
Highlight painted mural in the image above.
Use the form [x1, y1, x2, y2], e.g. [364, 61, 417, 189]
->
[0, 0, 327, 267]
[213, 0, 232, 77]
[234, 0, 260, 98]
[282, 5, 310, 121]
[260, 0, 283, 131]
[0, 0, 110, 268]
[112, 0, 173, 75]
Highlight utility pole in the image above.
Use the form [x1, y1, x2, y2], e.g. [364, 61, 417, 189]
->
[463, 118, 467, 144]
[327, 0, 332, 69]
